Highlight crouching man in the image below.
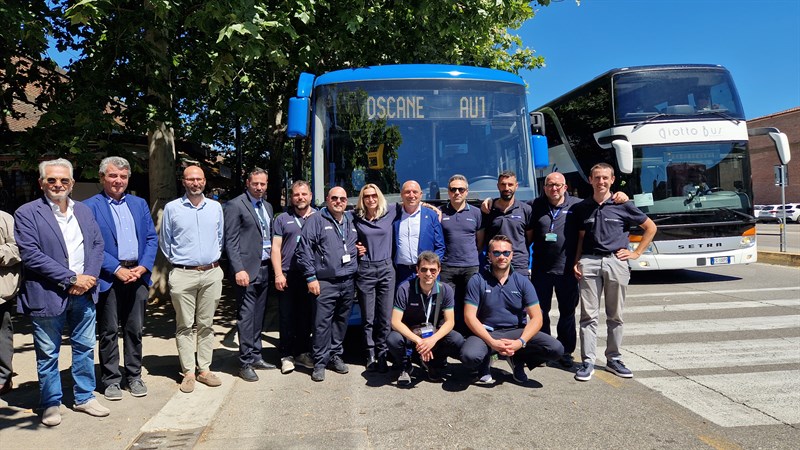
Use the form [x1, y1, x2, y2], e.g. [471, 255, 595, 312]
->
[461, 235, 563, 384]
[387, 251, 464, 385]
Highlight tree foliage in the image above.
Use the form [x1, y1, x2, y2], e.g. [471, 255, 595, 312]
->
[3, 0, 551, 206]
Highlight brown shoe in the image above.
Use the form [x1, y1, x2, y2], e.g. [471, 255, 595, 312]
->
[197, 371, 222, 387]
[180, 374, 196, 393]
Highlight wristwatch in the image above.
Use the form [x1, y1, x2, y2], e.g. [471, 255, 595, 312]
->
[69, 275, 78, 286]
[518, 338, 527, 348]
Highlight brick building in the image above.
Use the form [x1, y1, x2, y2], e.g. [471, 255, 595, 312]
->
[748, 107, 799, 205]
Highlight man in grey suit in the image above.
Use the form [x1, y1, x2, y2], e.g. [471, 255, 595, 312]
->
[224, 168, 276, 381]
[14, 158, 108, 426]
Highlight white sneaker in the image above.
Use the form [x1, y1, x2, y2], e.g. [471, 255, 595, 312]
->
[74, 398, 110, 417]
[281, 356, 295, 374]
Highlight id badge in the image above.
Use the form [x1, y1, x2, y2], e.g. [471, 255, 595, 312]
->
[414, 323, 435, 338]
[545, 233, 558, 242]
[342, 254, 351, 264]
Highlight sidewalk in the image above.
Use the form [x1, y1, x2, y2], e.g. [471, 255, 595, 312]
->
[0, 280, 252, 450]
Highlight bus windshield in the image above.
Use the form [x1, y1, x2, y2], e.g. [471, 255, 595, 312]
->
[626, 142, 753, 223]
[315, 79, 534, 202]
[613, 68, 745, 124]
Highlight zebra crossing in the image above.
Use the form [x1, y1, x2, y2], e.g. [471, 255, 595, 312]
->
[550, 284, 800, 428]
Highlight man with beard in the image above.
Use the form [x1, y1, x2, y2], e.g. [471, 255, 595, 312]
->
[160, 166, 225, 393]
[482, 171, 533, 276]
[271, 180, 316, 374]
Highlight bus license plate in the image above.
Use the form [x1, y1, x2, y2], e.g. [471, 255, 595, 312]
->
[710, 257, 730, 265]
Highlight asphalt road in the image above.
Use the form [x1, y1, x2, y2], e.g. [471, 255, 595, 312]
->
[756, 223, 799, 253]
[1, 262, 797, 449]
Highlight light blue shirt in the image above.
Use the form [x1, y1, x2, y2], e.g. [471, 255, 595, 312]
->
[108, 194, 139, 262]
[159, 194, 224, 266]
[246, 192, 271, 260]
[396, 205, 421, 265]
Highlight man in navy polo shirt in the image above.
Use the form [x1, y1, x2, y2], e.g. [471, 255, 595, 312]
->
[439, 174, 483, 334]
[461, 235, 563, 385]
[572, 163, 656, 382]
[388, 251, 464, 386]
[482, 171, 533, 276]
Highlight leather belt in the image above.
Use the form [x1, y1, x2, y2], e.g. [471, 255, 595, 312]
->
[174, 261, 220, 271]
[119, 260, 138, 268]
[586, 251, 613, 257]
[260, 259, 271, 267]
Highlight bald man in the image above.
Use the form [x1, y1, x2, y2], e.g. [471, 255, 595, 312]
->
[393, 180, 445, 285]
[160, 166, 225, 393]
[297, 187, 358, 382]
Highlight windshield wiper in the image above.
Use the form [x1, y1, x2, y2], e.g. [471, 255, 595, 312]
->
[632, 113, 670, 132]
[697, 110, 741, 125]
[713, 206, 754, 220]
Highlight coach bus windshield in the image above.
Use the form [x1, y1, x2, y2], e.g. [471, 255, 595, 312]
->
[315, 79, 534, 202]
[613, 68, 745, 124]
[626, 142, 753, 223]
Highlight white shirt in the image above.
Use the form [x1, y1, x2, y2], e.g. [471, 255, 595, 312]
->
[396, 205, 421, 265]
[47, 197, 85, 275]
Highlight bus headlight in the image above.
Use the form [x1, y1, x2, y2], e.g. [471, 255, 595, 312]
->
[740, 227, 756, 248]
[629, 242, 656, 254]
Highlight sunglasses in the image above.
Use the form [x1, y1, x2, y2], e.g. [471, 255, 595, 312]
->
[363, 193, 378, 199]
[329, 196, 347, 202]
[418, 267, 439, 274]
[449, 187, 467, 193]
[45, 178, 72, 185]
[491, 250, 512, 257]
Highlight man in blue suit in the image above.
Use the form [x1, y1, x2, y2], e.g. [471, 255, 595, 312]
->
[84, 157, 158, 401]
[14, 158, 108, 426]
[393, 180, 445, 284]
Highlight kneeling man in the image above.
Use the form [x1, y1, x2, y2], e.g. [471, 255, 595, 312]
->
[461, 235, 563, 384]
[388, 251, 464, 385]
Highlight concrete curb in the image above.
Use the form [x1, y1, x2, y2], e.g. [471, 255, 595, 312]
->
[757, 251, 800, 267]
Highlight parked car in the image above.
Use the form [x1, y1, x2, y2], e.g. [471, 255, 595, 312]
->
[757, 205, 779, 222]
[758, 203, 800, 223]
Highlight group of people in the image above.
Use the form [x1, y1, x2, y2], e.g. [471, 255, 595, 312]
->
[0, 156, 656, 427]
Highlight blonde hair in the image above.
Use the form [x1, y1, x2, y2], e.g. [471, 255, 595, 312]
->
[355, 184, 388, 219]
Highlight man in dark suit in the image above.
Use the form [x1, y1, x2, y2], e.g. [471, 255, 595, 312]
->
[84, 157, 158, 401]
[224, 167, 276, 381]
[393, 180, 445, 285]
[14, 158, 108, 426]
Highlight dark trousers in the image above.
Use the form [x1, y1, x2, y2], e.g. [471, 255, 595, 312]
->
[236, 263, 270, 366]
[395, 264, 416, 287]
[461, 328, 563, 370]
[0, 300, 13, 385]
[312, 277, 355, 368]
[532, 272, 579, 355]
[278, 270, 313, 358]
[97, 279, 147, 387]
[439, 265, 478, 335]
[387, 329, 464, 369]
[356, 259, 395, 359]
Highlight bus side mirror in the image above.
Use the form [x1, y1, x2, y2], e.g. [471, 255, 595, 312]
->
[287, 97, 310, 138]
[530, 111, 545, 135]
[612, 139, 633, 174]
[769, 132, 791, 165]
[749, 127, 792, 165]
[531, 135, 549, 169]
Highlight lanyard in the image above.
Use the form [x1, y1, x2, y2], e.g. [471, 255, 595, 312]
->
[418, 282, 437, 323]
[332, 215, 348, 248]
[548, 205, 563, 232]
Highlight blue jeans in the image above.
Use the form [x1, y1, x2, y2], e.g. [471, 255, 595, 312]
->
[31, 295, 97, 408]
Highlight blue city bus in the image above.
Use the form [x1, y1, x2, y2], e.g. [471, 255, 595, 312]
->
[535, 64, 791, 270]
[287, 64, 548, 206]
[287, 64, 549, 324]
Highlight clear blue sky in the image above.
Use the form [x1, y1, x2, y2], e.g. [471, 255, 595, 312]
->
[520, 0, 800, 119]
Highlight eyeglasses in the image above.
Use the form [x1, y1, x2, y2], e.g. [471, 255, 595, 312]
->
[418, 267, 439, 274]
[544, 183, 565, 189]
[491, 250, 512, 257]
[448, 187, 467, 193]
[329, 196, 347, 202]
[45, 178, 72, 185]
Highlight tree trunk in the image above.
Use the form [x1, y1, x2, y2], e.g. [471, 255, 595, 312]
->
[148, 122, 176, 301]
